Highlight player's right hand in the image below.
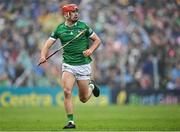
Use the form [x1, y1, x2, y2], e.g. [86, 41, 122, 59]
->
[38, 56, 47, 64]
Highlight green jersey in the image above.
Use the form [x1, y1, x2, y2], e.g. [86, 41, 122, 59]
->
[50, 21, 93, 65]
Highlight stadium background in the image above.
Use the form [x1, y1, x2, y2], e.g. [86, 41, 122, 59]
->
[0, 0, 180, 105]
[0, 0, 180, 131]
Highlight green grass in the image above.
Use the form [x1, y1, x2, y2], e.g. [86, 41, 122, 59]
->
[0, 105, 180, 131]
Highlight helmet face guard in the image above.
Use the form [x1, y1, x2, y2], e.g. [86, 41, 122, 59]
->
[62, 4, 78, 14]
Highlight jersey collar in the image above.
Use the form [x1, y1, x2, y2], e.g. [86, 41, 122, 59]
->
[65, 21, 78, 27]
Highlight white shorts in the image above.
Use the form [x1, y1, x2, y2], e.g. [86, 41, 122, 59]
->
[62, 63, 92, 80]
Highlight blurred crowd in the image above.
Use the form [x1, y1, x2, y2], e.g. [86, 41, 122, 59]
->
[0, 0, 180, 90]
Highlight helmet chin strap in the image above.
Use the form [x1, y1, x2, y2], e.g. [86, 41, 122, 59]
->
[64, 12, 71, 19]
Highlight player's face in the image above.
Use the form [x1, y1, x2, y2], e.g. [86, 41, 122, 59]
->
[69, 9, 79, 22]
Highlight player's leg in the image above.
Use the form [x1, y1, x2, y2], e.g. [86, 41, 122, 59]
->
[77, 80, 100, 103]
[76, 63, 100, 103]
[77, 80, 93, 103]
[61, 71, 76, 129]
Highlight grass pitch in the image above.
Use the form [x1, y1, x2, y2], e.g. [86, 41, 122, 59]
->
[0, 105, 180, 131]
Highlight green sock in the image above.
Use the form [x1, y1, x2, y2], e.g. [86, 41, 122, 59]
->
[67, 114, 74, 122]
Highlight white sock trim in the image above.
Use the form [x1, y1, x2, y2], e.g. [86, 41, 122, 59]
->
[89, 83, 94, 90]
[69, 121, 75, 124]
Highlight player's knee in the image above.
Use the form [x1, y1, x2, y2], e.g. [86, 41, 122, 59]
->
[79, 97, 88, 103]
[64, 88, 71, 98]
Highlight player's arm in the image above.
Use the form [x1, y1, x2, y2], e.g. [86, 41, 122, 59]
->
[39, 38, 56, 63]
[83, 33, 101, 57]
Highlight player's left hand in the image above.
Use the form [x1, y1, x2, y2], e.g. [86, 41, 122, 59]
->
[83, 49, 93, 57]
